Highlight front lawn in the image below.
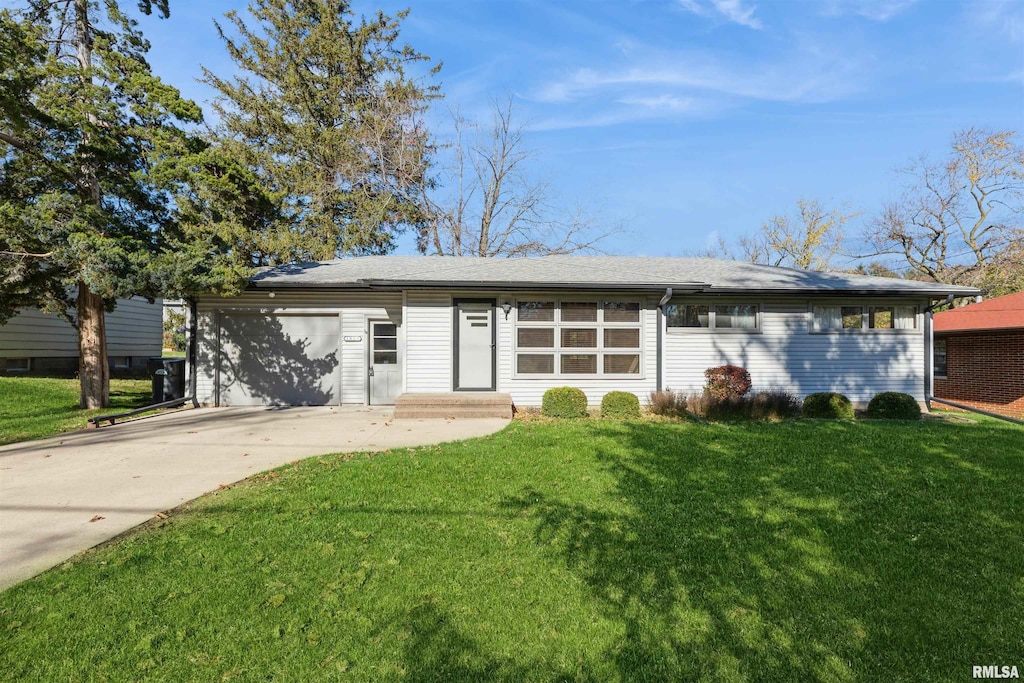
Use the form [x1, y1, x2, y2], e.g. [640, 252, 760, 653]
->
[1, 418, 1022, 681]
[0, 377, 151, 445]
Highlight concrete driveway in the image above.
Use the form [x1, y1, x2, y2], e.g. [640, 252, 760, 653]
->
[0, 407, 508, 591]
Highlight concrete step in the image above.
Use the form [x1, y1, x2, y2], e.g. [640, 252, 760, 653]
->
[395, 408, 513, 419]
[394, 392, 514, 419]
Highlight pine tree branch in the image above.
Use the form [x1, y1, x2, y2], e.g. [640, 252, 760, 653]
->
[0, 131, 28, 150]
[0, 250, 54, 258]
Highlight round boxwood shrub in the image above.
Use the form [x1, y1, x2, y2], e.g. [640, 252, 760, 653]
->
[542, 386, 588, 418]
[866, 392, 922, 420]
[601, 391, 641, 419]
[802, 392, 854, 419]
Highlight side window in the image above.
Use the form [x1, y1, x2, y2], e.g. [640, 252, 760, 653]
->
[665, 303, 758, 331]
[813, 304, 917, 331]
[934, 338, 947, 377]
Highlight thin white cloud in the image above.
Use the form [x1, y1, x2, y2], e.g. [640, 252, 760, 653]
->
[709, 0, 764, 29]
[533, 47, 865, 106]
[678, 0, 763, 29]
[970, 0, 1023, 42]
[820, 0, 919, 21]
[617, 94, 696, 112]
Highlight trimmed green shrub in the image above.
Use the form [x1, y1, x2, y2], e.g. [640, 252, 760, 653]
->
[601, 391, 641, 419]
[866, 392, 922, 420]
[647, 390, 687, 418]
[802, 392, 854, 419]
[542, 387, 588, 418]
[704, 365, 752, 400]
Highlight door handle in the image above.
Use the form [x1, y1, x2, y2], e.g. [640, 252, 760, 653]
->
[368, 367, 374, 376]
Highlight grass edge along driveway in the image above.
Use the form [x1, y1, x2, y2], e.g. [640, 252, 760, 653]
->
[1, 417, 1022, 681]
[0, 377, 150, 445]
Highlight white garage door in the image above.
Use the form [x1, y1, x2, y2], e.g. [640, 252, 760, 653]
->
[217, 313, 341, 406]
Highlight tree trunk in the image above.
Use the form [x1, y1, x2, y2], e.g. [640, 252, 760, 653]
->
[77, 282, 109, 408]
[74, 0, 109, 409]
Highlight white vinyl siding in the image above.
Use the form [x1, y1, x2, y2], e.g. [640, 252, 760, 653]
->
[663, 298, 928, 403]
[0, 296, 162, 359]
[404, 291, 452, 394]
[195, 290, 401, 406]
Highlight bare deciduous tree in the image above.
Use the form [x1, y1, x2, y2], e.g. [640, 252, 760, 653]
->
[740, 199, 857, 271]
[867, 128, 1024, 295]
[420, 96, 617, 257]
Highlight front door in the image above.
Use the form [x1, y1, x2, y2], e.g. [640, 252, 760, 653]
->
[369, 321, 401, 405]
[455, 300, 495, 391]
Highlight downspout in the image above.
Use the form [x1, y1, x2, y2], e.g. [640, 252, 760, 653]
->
[656, 288, 672, 392]
[186, 296, 199, 408]
[923, 295, 953, 410]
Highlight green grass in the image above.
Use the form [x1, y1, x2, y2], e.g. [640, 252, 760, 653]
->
[0, 377, 151, 445]
[1, 417, 1022, 681]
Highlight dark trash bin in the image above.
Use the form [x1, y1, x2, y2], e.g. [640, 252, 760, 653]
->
[148, 357, 186, 403]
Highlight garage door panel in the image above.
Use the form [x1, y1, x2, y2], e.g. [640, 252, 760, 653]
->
[218, 314, 340, 406]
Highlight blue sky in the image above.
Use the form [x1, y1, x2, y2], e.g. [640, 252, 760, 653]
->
[142, 0, 1023, 262]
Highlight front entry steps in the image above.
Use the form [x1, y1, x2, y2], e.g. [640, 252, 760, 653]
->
[394, 392, 514, 419]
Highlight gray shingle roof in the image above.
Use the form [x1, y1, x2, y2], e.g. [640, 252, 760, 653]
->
[249, 255, 982, 296]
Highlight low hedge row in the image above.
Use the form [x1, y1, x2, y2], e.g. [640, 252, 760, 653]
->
[542, 387, 921, 421]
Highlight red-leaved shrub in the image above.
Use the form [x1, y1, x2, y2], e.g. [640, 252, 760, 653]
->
[704, 365, 752, 400]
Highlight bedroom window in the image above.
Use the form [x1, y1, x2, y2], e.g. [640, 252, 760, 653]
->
[514, 299, 642, 376]
[665, 303, 759, 331]
[813, 305, 917, 331]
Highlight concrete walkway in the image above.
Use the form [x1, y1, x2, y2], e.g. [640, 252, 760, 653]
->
[0, 407, 508, 591]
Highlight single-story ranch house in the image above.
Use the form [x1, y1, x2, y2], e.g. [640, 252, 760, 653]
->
[192, 256, 980, 409]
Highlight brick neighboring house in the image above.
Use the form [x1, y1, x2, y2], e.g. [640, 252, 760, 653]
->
[933, 291, 1024, 419]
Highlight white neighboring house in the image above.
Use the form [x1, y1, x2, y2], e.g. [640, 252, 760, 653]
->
[0, 296, 163, 374]
[192, 256, 980, 408]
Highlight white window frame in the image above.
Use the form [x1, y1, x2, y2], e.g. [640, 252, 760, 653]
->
[512, 297, 645, 379]
[664, 301, 762, 334]
[810, 302, 920, 334]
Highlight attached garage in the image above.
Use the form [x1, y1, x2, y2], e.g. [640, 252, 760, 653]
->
[217, 313, 341, 406]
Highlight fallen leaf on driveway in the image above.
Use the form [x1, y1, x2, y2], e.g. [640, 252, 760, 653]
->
[218, 484, 229, 490]
[155, 512, 169, 520]
[88, 515, 104, 523]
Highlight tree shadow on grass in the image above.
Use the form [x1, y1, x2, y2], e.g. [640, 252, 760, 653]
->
[502, 420, 1024, 681]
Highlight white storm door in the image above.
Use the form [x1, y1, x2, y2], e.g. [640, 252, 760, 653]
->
[455, 301, 495, 390]
[369, 321, 401, 405]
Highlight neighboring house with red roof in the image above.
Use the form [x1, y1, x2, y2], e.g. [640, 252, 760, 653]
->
[932, 291, 1024, 419]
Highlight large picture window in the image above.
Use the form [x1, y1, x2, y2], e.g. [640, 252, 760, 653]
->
[665, 302, 760, 331]
[514, 299, 642, 376]
[813, 305, 917, 331]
